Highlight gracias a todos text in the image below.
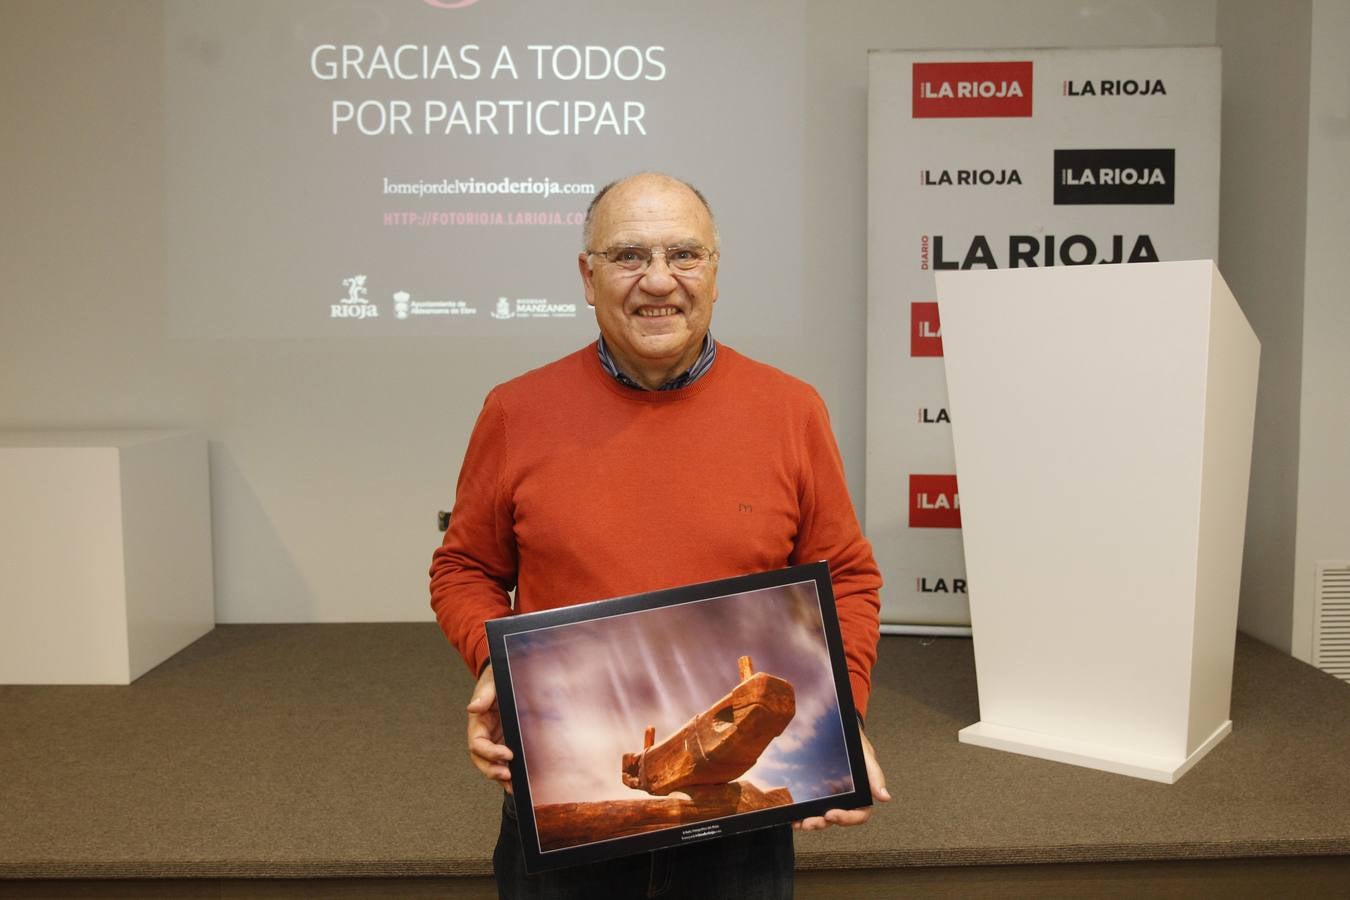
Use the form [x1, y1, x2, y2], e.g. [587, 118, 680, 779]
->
[311, 44, 667, 136]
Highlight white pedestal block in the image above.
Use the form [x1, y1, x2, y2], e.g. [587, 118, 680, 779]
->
[0, 430, 214, 684]
[936, 261, 1259, 783]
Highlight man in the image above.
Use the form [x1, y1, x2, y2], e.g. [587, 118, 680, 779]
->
[430, 172, 889, 898]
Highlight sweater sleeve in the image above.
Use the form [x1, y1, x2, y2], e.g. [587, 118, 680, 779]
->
[790, 392, 883, 720]
[429, 391, 518, 676]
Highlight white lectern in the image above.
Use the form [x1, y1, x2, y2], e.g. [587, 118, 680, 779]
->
[936, 261, 1259, 783]
[0, 430, 214, 684]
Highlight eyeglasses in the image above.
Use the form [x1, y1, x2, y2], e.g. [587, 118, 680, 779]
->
[586, 243, 718, 274]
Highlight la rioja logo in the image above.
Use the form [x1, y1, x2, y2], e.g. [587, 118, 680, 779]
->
[910, 474, 960, 528]
[912, 61, 1033, 118]
[911, 302, 943, 357]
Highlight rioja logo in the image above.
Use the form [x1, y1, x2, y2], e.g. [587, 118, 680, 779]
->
[342, 275, 367, 303]
[921, 168, 1022, 186]
[332, 274, 378, 319]
[917, 576, 967, 594]
[912, 61, 1033, 118]
[1063, 78, 1166, 96]
[911, 302, 943, 357]
[909, 474, 960, 529]
[1054, 149, 1175, 205]
[927, 233, 1159, 268]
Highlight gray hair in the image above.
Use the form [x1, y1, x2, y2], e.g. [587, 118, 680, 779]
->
[582, 173, 719, 252]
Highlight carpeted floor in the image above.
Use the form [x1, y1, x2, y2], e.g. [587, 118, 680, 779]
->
[1, 627, 1349, 881]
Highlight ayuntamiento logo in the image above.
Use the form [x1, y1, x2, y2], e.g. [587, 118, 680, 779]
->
[912, 61, 1033, 118]
[394, 291, 478, 318]
[1054, 148, 1175, 205]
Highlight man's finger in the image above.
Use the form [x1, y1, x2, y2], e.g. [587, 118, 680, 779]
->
[824, 807, 872, 827]
[469, 734, 513, 763]
[861, 732, 892, 803]
[467, 735, 514, 792]
[465, 666, 513, 793]
[467, 707, 503, 738]
[470, 757, 513, 793]
[467, 668, 497, 712]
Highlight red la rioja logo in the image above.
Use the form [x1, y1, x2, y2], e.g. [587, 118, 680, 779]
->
[913, 61, 1033, 118]
[909, 474, 961, 528]
[911, 302, 943, 357]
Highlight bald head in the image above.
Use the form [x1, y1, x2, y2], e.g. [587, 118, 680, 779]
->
[582, 173, 718, 252]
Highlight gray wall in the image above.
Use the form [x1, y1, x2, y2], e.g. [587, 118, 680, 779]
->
[1292, 0, 1350, 662]
[5, 1, 1338, 653]
[1215, 0, 1312, 654]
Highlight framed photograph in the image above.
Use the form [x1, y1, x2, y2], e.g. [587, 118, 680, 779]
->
[485, 561, 873, 873]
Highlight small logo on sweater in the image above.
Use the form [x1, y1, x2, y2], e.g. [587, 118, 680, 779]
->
[738, 503, 754, 513]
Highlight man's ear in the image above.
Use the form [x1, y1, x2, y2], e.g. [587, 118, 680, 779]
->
[578, 253, 597, 307]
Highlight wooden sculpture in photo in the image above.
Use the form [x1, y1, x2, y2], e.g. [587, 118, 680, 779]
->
[533, 655, 797, 851]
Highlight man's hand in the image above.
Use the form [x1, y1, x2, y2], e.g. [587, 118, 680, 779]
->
[466, 664, 514, 794]
[794, 730, 890, 831]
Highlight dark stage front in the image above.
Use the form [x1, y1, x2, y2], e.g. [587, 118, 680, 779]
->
[2, 627, 1349, 897]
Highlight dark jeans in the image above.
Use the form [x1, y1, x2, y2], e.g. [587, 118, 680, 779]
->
[493, 794, 794, 900]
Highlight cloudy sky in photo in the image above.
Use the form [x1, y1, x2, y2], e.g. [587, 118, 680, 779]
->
[504, 580, 854, 807]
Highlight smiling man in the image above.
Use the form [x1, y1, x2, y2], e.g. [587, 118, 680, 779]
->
[579, 174, 720, 391]
[430, 172, 888, 898]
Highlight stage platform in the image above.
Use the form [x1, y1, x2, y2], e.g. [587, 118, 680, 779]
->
[2, 627, 1348, 897]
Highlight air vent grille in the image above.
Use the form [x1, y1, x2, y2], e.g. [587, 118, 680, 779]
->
[1313, 561, 1350, 684]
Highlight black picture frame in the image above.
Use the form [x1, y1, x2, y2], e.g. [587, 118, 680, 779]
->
[485, 561, 872, 873]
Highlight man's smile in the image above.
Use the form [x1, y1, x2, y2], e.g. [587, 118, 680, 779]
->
[636, 306, 680, 318]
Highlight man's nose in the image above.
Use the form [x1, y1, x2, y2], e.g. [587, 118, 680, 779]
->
[638, 255, 678, 293]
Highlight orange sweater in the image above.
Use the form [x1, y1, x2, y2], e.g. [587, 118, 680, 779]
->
[429, 343, 883, 717]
